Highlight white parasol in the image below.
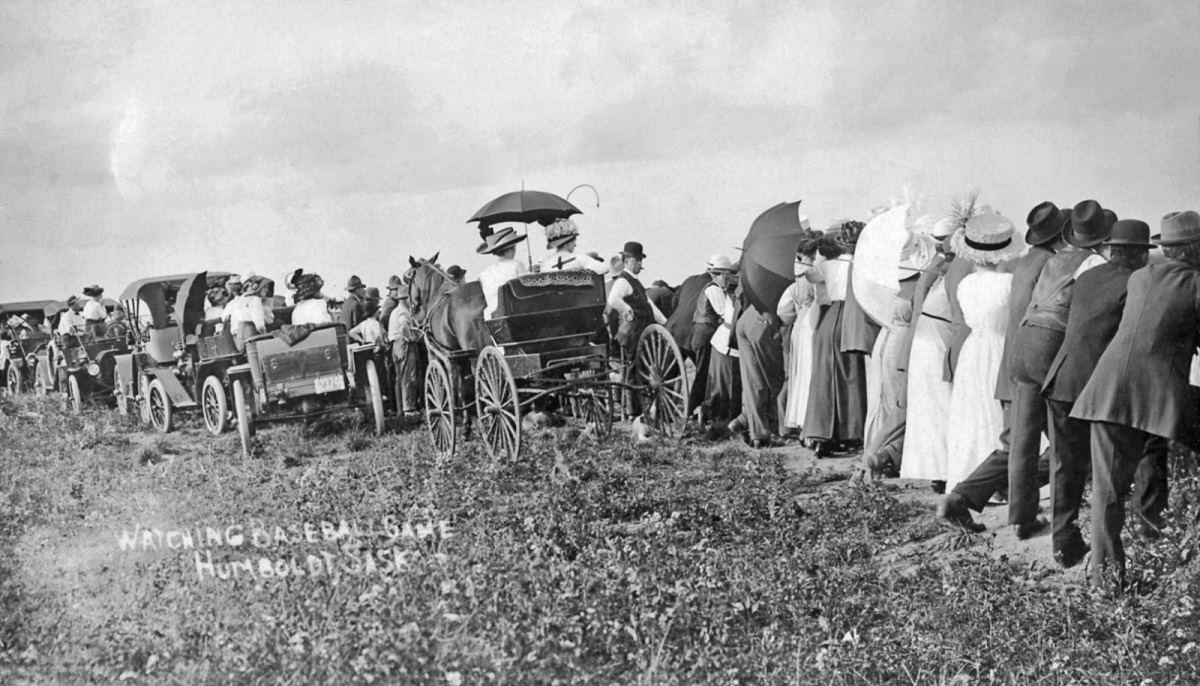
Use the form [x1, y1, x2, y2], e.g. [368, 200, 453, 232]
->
[851, 204, 912, 329]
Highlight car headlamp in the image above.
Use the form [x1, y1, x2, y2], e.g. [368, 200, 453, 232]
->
[87, 362, 101, 376]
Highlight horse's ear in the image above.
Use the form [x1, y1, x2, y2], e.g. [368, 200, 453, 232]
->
[431, 251, 440, 264]
[409, 256, 418, 268]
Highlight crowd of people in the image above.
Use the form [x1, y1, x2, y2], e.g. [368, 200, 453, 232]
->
[27, 200, 1200, 592]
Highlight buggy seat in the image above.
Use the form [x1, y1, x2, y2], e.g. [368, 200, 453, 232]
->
[486, 271, 605, 351]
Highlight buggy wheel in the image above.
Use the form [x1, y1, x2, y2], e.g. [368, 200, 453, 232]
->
[474, 346, 520, 461]
[147, 379, 174, 433]
[365, 361, 385, 437]
[232, 378, 255, 457]
[7, 365, 22, 396]
[424, 357, 456, 456]
[201, 375, 229, 436]
[584, 386, 613, 439]
[113, 369, 130, 416]
[66, 374, 83, 414]
[634, 324, 690, 438]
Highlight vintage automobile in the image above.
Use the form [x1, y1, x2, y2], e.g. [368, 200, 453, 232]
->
[112, 271, 242, 434]
[226, 322, 385, 456]
[0, 300, 56, 395]
[51, 300, 132, 412]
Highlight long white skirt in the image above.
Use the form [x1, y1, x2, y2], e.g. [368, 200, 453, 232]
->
[944, 330, 1006, 491]
[899, 317, 953, 480]
[782, 304, 819, 429]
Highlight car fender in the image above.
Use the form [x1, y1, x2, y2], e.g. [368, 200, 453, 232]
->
[146, 367, 197, 408]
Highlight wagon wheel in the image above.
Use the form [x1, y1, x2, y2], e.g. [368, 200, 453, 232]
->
[201, 375, 229, 436]
[584, 385, 613, 439]
[634, 324, 690, 438]
[6, 365, 22, 396]
[113, 368, 130, 416]
[365, 361, 385, 437]
[66, 374, 83, 414]
[424, 357, 456, 457]
[147, 378, 174, 433]
[474, 346, 521, 461]
[232, 378, 255, 457]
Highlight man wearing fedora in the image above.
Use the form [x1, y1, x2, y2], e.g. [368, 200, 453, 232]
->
[56, 295, 87, 336]
[607, 241, 667, 359]
[1072, 210, 1200, 589]
[1040, 218, 1160, 568]
[341, 275, 368, 330]
[939, 201, 1067, 531]
[478, 227, 528, 320]
[380, 274, 403, 325]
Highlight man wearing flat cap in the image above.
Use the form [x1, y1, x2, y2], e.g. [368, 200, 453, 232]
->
[606, 241, 667, 359]
[1072, 210, 1200, 589]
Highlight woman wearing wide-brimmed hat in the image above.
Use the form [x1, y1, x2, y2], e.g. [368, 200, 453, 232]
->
[942, 212, 1024, 492]
[1072, 209, 1200, 589]
[537, 218, 606, 274]
[695, 254, 740, 428]
[80, 284, 107, 324]
[290, 270, 333, 326]
[477, 226, 529, 320]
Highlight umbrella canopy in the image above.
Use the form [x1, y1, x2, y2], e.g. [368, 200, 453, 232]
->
[851, 204, 911, 328]
[468, 190, 581, 228]
[739, 201, 805, 313]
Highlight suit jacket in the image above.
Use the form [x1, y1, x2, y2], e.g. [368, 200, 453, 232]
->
[895, 255, 947, 373]
[942, 256, 976, 381]
[1072, 260, 1200, 440]
[1043, 262, 1131, 403]
[841, 262, 881, 354]
[993, 246, 1056, 400]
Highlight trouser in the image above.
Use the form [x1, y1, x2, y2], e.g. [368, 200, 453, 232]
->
[953, 400, 1051, 511]
[688, 335, 713, 414]
[1089, 421, 1170, 588]
[393, 341, 424, 413]
[1008, 326, 1064, 525]
[736, 310, 784, 441]
[1046, 399, 1091, 552]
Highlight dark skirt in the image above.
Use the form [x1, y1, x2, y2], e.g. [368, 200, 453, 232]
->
[705, 348, 742, 423]
[802, 301, 867, 442]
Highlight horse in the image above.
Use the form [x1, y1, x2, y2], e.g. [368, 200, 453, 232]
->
[405, 254, 489, 353]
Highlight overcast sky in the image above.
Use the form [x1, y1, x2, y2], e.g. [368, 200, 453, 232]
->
[2, 0, 1199, 301]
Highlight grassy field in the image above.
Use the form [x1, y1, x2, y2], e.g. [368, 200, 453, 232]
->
[3, 394, 1200, 684]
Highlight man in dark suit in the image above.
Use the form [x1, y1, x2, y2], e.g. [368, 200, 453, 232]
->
[1041, 219, 1158, 568]
[1072, 210, 1200, 589]
[939, 202, 1067, 530]
[341, 275, 367, 330]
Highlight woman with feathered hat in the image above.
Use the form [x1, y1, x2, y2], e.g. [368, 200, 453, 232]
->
[289, 269, 333, 326]
[537, 219, 606, 273]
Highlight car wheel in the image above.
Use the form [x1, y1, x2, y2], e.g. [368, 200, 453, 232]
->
[66, 374, 83, 414]
[201, 375, 229, 436]
[365, 361, 385, 437]
[232, 378, 255, 457]
[6, 365, 21, 396]
[147, 379, 174, 433]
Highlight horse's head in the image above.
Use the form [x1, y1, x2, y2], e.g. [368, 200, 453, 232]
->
[405, 253, 445, 325]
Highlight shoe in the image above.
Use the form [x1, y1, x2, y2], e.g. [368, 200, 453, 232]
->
[751, 436, 786, 449]
[1015, 517, 1049, 540]
[812, 441, 833, 458]
[1054, 539, 1090, 569]
[936, 493, 986, 533]
[931, 480, 946, 495]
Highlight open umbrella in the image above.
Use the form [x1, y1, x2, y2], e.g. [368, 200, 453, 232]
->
[739, 201, 805, 313]
[851, 204, 911, 328]
[468, 190, 581, 228]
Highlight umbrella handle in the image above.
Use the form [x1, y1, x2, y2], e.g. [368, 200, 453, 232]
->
[567, 184, 599, 208]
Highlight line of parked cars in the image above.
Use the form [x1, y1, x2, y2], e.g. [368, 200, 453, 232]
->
[2, 270, 385, 456]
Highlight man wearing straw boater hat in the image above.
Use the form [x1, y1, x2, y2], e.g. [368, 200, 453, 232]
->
[1072, 210, 1200, 590]
[606, 241, 668, 358]
[939, 201, 1067, 531]
[477, 226, 528, 320]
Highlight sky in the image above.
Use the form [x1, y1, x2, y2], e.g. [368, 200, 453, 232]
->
[2, 0, 1199, 302]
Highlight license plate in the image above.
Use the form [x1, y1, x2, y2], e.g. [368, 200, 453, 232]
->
[313, 374, 345, 394]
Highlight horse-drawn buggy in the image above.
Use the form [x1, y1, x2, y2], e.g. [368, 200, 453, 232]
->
[413, 263, 689, 460]
[0, 300, 56, 396]
[112, 271, 242, 432]
[225, 320, 387, 457]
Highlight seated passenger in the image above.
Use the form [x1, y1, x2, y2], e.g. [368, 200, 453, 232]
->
[477, 227, 528, 319]
[225, 275, 274, 349]
[289, 270, 333, 326]
[537, 218, 606, 274]
[205, 285, 231, 321]
[81, 284, 107, 324]
[105, 305, 129, 338]
[56, 296, 87, 335]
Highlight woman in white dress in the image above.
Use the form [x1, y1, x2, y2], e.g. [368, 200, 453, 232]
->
[943, 213, 1024, 491]
[776, 231, 825, 432]
[899, 271, 955, 483]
